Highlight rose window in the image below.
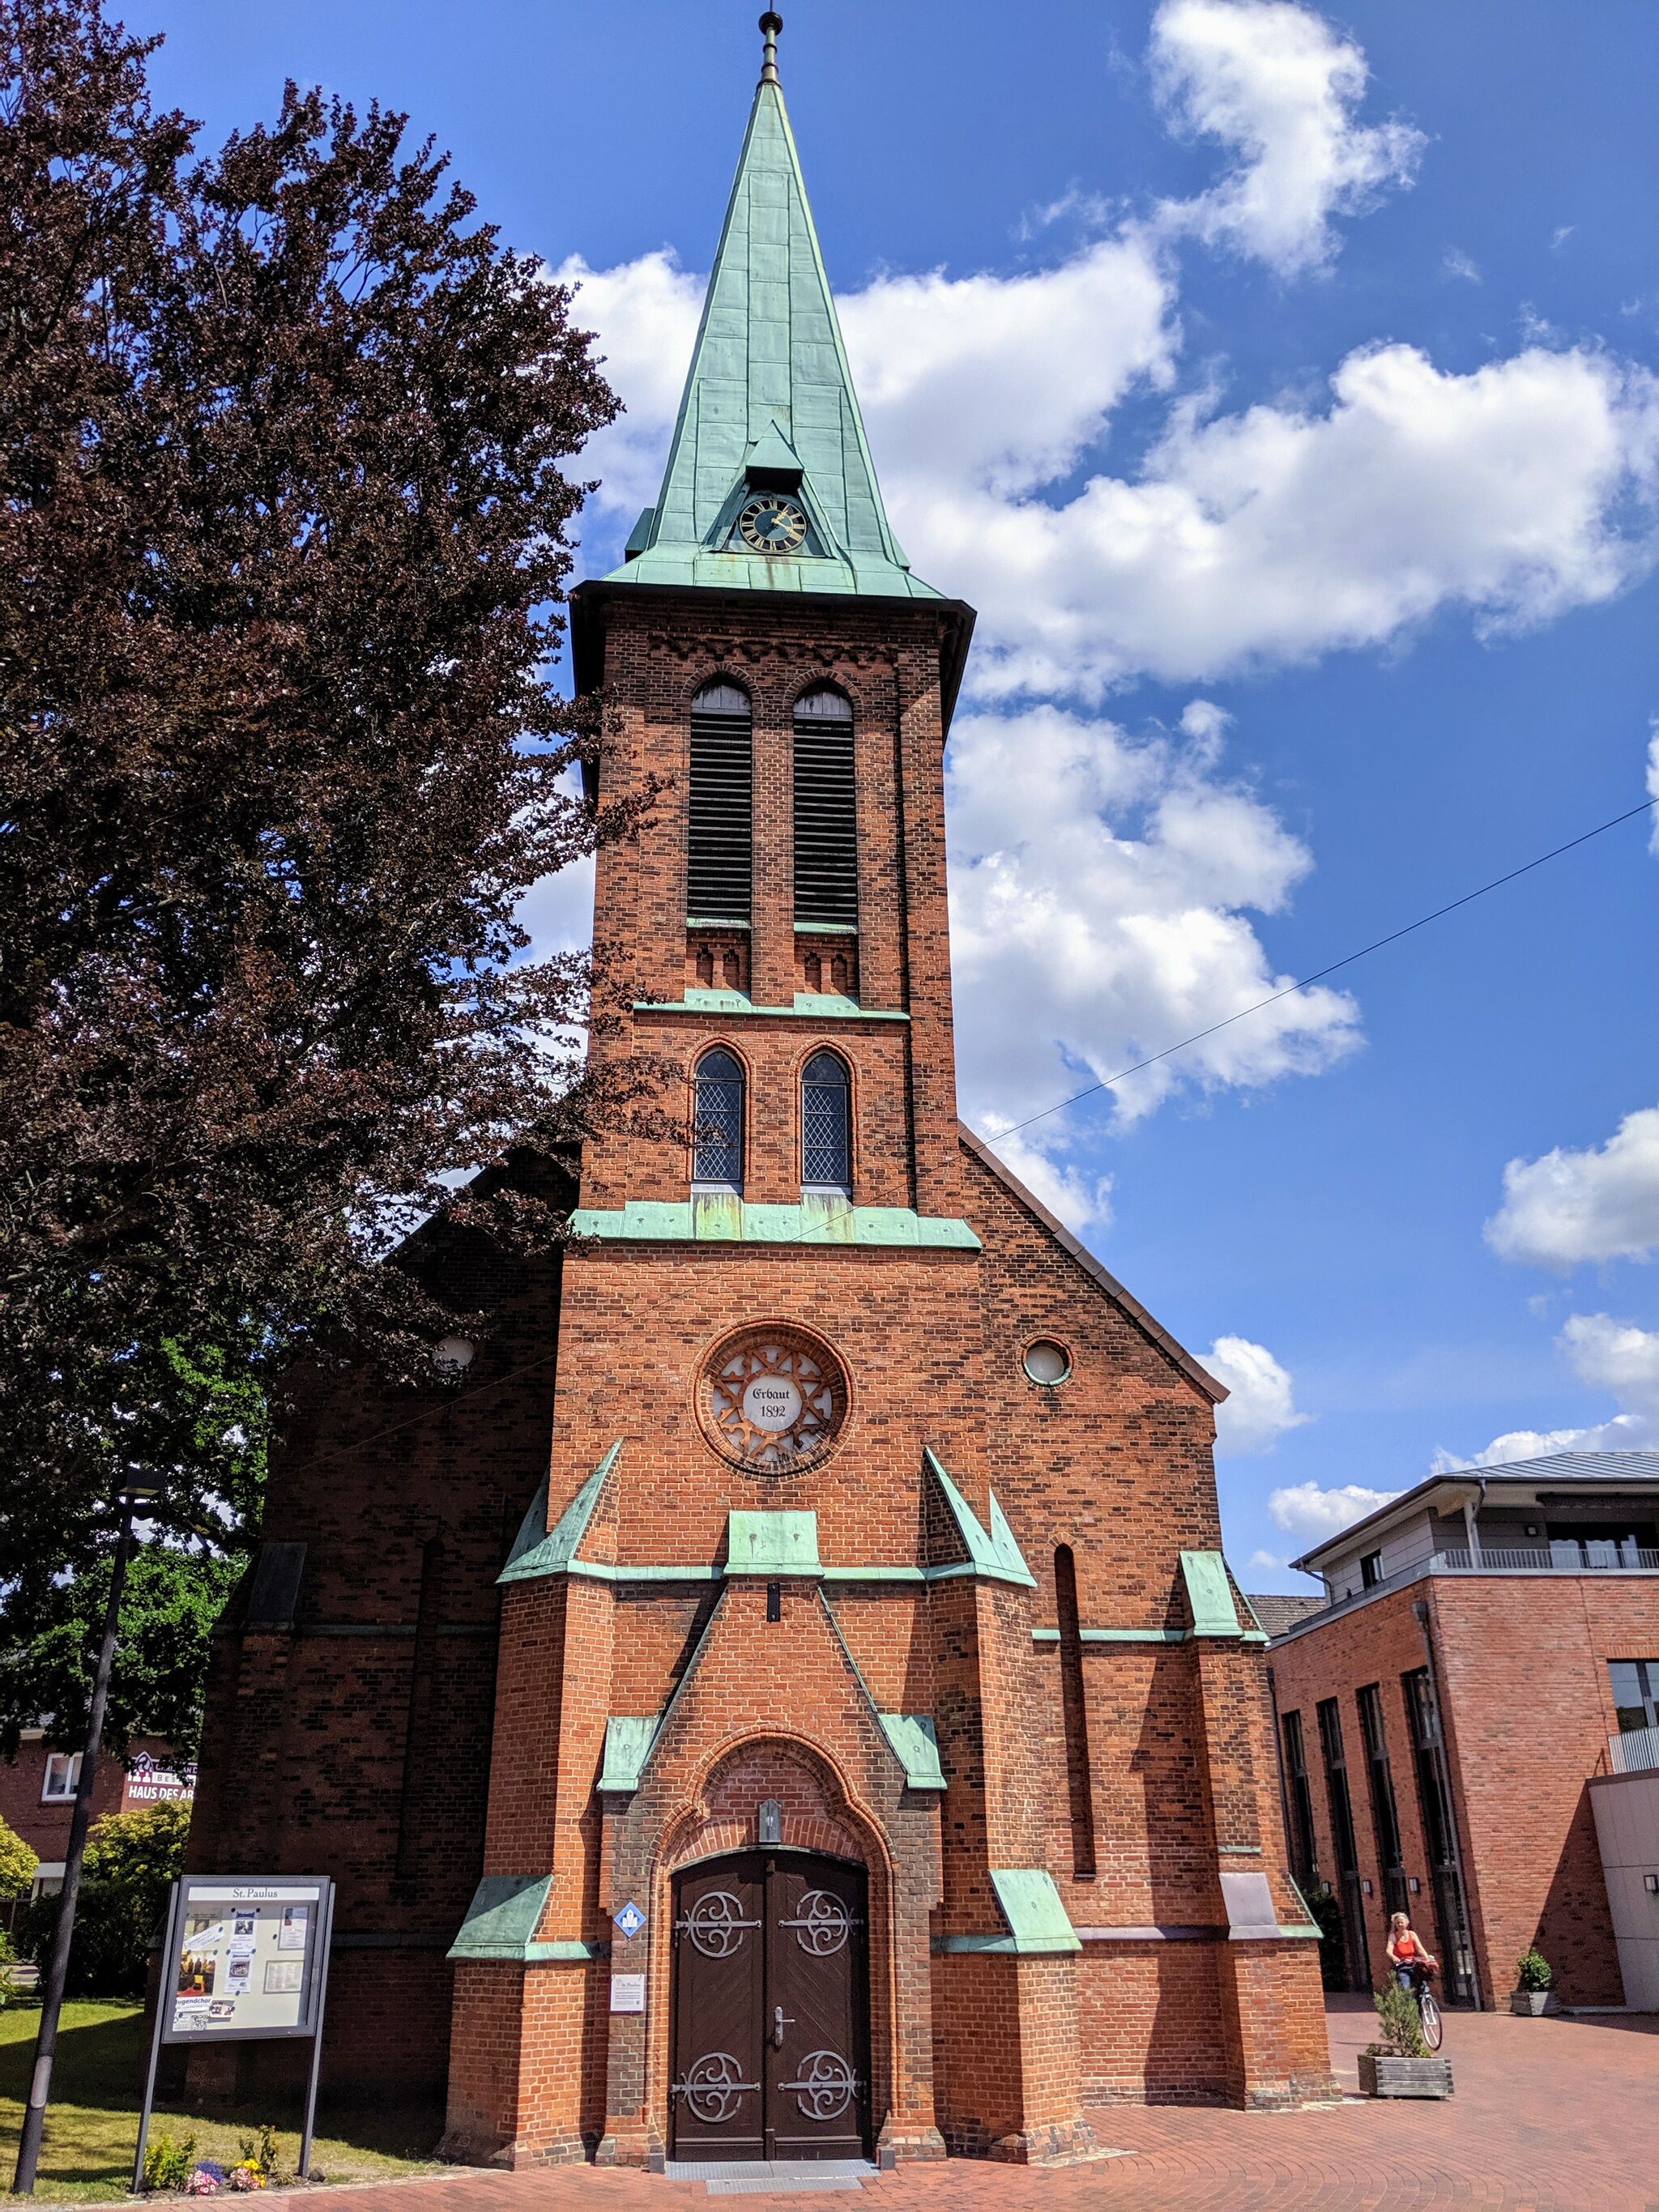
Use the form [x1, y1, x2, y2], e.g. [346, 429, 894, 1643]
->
[700, 1328, 848, 1473]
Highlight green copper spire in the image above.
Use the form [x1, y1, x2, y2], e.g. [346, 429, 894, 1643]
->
[606, 12, 939, 600]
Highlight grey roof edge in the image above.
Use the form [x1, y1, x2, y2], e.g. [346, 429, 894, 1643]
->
[1286, 1448, 1659, 1575]
[957, 1124, 1226, 1404]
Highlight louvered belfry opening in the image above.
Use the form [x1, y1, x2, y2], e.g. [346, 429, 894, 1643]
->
[688, 681, 754, 921]
[793, 685, 857, 930]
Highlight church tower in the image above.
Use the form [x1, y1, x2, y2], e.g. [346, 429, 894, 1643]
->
[189, 11, 1333, 2171]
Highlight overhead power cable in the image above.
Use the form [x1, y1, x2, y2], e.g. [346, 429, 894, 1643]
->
[778, 787, 1659, 1246]
[1000, 791, 1659, 1138]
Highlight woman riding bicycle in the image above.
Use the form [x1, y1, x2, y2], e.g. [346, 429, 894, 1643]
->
[1385, 1910, 1439, 1994]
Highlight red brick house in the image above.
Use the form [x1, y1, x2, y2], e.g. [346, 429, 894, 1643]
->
[187, 18, 1331, 2169]
[0, 1731, 194, 1892]
[1265, 1447, 1659, 2013]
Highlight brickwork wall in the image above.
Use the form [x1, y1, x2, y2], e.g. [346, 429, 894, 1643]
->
[192, 582, 1331, 2153]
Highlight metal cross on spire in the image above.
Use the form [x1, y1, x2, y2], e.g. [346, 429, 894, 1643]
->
[759, 11, 783, 87]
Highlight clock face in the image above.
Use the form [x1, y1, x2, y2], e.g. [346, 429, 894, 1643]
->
[701, 1328, 847, 1472]
[737, 493, 810, 555]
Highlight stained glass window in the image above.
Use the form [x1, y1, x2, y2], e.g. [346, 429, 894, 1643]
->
[801, 1051, 851, 1190]
[693, 1048, 744, 1190]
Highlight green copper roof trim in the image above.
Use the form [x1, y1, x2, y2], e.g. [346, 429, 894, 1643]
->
[605, 71, 937, 601]
[1179, 1549, 1243, 1638]
[633, 997, 907, 1022]
[923, 1450, 1037, 1588]
[937, 1870, 1081, 1956]
[991, 1869, 1082, 1954]
[727, 1509, 822, 1577]
[877, 1713, 946, 1791]
[599, 1715, 660, 1795]
[497, 1443, 622, 1586]
[569, 1200, 979, 1250]
[1031, 1626, 1188, 1645]
[568, 1561, 723, 1585]
[449, 1875, 556, 1962]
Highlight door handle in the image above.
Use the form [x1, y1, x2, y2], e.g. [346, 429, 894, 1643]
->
[773, 2005, 795, 2049]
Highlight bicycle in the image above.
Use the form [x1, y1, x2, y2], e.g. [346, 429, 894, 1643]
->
[1401, 1961, 1443, 2051]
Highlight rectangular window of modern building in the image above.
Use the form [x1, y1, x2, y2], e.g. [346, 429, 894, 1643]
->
[1609, 1659, 1659, 1734]
[1281, 1710, 1319, 1889]
[1316, 1697, 1369, 1989]
[1403, 1667, 1477, 2006]
[1357, 1683, 1409, 1918]
[41, 1752, 81, 1802]
[1360, 1550, 1384, 1588]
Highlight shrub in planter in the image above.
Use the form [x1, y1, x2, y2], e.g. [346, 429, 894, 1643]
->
[1358, 1982, 1453, 2099]
[1512, 1947, 1558, 2014]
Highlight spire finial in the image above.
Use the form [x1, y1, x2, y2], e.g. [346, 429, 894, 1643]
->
[759, 11, 783, 87]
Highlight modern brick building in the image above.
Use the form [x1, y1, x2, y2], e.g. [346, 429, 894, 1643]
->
[1265, 1447, 1659, 2014]
[0, 1731, 193, 1893]
[188, 15, 1331, 2168]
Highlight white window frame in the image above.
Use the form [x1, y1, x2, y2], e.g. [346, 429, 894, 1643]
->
[41, 1750, 81, 1803]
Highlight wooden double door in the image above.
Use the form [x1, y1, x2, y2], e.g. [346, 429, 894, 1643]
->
[670, 1850, 870, 2163]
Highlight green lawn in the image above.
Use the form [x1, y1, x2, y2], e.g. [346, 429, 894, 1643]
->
[0, 2002, 446, 2201]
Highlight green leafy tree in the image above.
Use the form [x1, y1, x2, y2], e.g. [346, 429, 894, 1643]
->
[18, 1801, 190, 1995]
[0, 1814, 37, 1899]
[0, 0, 659, 1596]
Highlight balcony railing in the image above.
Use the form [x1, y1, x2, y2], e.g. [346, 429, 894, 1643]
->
[1609, 1724, 1659, 1775]
[1432, 1545, 1659, 1574]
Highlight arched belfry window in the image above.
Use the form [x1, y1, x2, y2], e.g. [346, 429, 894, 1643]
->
[793, 686, 857, 930]
[689, 682, 753, 922]
[800, 1051, 851, 1192]
[692, 1048, 745, 1191]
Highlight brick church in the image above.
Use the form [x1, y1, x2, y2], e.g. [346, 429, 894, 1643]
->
[190, 13, 1332, 2169]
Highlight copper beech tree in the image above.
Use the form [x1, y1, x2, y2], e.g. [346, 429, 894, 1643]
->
[0, 0, 655, 1583]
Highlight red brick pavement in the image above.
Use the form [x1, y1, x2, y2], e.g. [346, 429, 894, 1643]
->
[301, 2000, 1658, 2211]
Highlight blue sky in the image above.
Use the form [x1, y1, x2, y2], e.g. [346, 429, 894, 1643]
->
[131, 2, 1659, 1588]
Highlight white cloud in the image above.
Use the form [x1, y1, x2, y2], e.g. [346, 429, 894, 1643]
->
[1436, 1312, 1659, 1464]
[945, 704, 1361, 1140]
[1442, 246, 1482, 284]
[1269, 1478, 1401, 1536]
[836, 235, 1177, 501]
[1648, 718, 1659, 854]
[1207, 1334, 1311, 1454]
[915, 342, 1659, 699]
[1149, 0, 1423, 274]
[1485, 1106, 1659, 1268]
[1247, 1546, 1286, 1571]
[557, 248, 705, 533]
[987, 1129, 1115, 1236]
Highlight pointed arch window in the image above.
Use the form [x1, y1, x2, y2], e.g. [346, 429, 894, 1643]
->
[793, 685, 857, 930]
[800, 1050, 851, 1192]
[689, 682, 753, 922]
[692, 1048, 745, 1192]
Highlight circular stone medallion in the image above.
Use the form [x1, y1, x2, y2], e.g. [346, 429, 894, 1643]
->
[701, 1328, 848, 1473]
[742, 1374, 804, 1432]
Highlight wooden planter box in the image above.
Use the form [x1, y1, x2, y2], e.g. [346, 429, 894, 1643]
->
[1358, 2052, 1454, 2099]
[1509, 1990, 1559, 2015]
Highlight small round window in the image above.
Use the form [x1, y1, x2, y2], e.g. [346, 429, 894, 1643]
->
[1023, 1338, 1072, 1387]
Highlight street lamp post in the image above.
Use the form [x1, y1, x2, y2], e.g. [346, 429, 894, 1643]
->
[12, 1488, 153, 2195]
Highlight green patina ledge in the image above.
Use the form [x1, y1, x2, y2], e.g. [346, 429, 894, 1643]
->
[637, 995, 906, 1021]
[446, 1875, 608, 1964]
[501, 1482, 1031, 1596]
[936, 1869, 1081, 1956]
[1026, 1553, 1268, 1647]
[922, 1450, 1037, 1588]
[569, 1197, 979, 1250]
